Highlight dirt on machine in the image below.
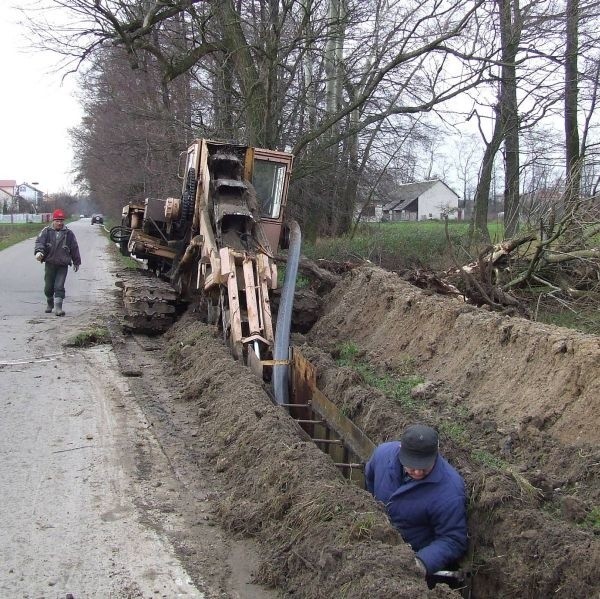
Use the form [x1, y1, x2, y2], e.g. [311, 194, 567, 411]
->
[112, 139, 294, 369]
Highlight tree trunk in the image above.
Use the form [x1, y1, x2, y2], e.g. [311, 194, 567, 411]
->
[564, 0, 581, 209]
[471, 107, 503, 243]
[213, 1, 269, 146]
[498, 0, 521, 238]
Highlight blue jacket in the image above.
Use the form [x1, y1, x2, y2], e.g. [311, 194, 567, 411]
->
[365, 441, 467, 573]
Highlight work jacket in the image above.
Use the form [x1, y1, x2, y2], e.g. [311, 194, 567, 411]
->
[35, 226, 81, 267]
[365, 441, 468, 574]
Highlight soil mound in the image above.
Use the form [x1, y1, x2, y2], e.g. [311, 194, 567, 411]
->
[156, 265, 599, 598]
[311, 267, 600, 445]
[305, 267, 600, 597]
[163, 317, 455, 598]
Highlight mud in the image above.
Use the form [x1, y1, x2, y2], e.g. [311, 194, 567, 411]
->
[161, 318, 454, 598]
[307, 267, 600, 598]
[147, 265, 599, 598]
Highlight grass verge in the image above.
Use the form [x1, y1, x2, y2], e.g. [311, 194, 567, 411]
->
[64, 326, 111, 347]
[0, 223, 46, 251]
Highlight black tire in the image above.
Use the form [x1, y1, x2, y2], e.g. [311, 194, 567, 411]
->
[180, 168, 197, 225]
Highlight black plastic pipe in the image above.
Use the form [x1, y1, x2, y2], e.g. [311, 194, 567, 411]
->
[273, 219, 301, 405]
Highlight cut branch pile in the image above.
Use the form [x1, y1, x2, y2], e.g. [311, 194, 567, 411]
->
[433, 204, 600, 316]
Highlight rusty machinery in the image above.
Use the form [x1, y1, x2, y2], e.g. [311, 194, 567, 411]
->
[113, 139, 293, 367]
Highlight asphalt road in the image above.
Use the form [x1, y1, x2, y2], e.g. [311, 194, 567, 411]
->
[0, 219, 204, 598]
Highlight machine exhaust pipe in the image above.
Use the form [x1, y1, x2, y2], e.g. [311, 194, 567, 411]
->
[273, 219, 301, 405]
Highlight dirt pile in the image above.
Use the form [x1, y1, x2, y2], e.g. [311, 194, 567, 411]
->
[306, 266, 600, 598]
[162, 317, 456, 598]
[311, 267, 600, 445]
[153, 264, 599, 598]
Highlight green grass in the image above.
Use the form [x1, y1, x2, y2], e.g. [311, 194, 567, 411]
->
[535, 308, 600, 335]
[64, 326, 110, 347]
[302, 221, 504, 271]
[0, 223, 46, 250]
[583, 506, 600, 531]
[0, 219, 82, 251]
[335, 341, 423, 410]
[277, 264, 310, 289]
[438, 420, 469, 444]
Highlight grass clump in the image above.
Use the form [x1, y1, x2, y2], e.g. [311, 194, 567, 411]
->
[277, 264, 310, 289]
[64, 326, 110, 347]
[583, 506, 600, 531]
[438, 420, 469, 444]
[472, 449, 542, 499]
[335, 342, 423, 410]
[344, 511, 380, 541]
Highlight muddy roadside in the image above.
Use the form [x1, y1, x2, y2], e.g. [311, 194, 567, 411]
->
[0, 224, 280, 599]
[136, 265, 599, 599]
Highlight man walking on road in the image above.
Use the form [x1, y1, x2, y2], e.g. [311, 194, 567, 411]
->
[34, 209, 81, 316]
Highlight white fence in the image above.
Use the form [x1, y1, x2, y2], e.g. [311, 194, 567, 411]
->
[0, 213, 52, 224]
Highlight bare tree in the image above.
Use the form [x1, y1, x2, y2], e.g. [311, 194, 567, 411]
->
[29, 0, 491, 234]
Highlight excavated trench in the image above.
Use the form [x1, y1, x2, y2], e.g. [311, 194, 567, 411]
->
[142, 266, 599, 598]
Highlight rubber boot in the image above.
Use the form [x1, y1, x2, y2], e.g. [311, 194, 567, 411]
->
[54, 297, 65, 317]
[45, 298, 54, 313]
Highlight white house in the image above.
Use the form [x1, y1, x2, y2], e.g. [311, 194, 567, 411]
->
[356, 179, 461, 223]
[16, 182, 45, 207]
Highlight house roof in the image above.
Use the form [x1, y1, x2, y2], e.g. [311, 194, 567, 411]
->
[0, 179, 17, 188]
[17, 182, 44, 193]
[382, 179, 459, 211]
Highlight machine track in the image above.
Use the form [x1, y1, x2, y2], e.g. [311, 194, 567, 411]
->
[115, 270, 179, 334]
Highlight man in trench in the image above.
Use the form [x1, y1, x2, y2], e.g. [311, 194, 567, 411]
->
[364, 423, 468, 585]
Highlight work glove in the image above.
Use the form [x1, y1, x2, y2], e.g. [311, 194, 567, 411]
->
[415, 557, 427, 577]
[73, 264, 79, 272]
[35, 252, 44, 262]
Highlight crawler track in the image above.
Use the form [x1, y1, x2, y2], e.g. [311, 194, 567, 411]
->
[115, 270, 179, 334]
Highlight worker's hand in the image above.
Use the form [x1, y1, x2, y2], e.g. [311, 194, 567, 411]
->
[35, 252, 44, 262]
[73, 264, 79, 272]
[415, 558, 427, 577]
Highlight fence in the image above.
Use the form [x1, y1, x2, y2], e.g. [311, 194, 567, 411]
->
[0, 213, 52, 224]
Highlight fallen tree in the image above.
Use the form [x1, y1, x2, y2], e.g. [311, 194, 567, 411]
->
[409, 197, 600, 319]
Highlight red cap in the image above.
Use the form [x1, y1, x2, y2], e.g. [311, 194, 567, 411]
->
[52, 209, 66, 220]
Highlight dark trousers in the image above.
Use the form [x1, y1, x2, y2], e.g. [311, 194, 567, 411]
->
[44, 264, 68, 300]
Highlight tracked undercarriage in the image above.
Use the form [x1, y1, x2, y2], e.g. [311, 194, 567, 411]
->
[115, 271, 178, 334]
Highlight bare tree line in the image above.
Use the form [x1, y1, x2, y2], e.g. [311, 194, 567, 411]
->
[23, 0, 600, 244]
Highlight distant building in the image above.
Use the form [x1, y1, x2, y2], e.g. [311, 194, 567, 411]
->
[0, 180, 17, 212]
[16, 182, 45, 208]
[356, 179, 461, 223]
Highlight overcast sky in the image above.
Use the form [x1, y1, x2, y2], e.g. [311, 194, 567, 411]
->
[0, 2, 83, 194]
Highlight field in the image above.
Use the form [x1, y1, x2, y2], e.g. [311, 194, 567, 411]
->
[303, 220, 600, 334]
[0, 223, 46, 251]
[303, 221, 505, 271]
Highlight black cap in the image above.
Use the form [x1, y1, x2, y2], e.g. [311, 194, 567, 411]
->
[399, 424, 439, 469]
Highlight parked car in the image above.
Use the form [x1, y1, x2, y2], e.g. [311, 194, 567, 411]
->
[91, 214, 104, 225]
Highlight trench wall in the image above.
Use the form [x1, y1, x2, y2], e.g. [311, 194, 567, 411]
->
[310, 267, 600, 445]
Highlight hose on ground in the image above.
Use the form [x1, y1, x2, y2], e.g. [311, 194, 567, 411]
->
[109, 225, 132, 244]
